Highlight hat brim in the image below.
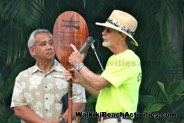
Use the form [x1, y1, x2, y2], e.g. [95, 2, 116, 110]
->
[95, 22, 138, 46]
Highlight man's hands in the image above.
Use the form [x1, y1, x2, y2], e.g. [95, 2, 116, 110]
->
[65, 68, 82, 84]
[68, 44, 85, 67]
[66, 44, 86, 84]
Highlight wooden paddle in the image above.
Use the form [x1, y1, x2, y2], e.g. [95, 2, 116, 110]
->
[53, 11, 89, 123]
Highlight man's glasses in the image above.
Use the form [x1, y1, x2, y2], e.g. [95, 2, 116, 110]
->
[104, 27, 122, 34]
[104, 27, 114, 33]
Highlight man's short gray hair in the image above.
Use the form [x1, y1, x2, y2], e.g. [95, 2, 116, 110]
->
[27, 29, 52, 48]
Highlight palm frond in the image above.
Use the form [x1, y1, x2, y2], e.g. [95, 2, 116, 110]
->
[158, 0, 184, 80]
[0, 0, 44, 64]
[0, 0, 43, 27]
[134, 0, 184, 96]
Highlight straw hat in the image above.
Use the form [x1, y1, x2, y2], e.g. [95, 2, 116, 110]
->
[95, 10, 138, 46]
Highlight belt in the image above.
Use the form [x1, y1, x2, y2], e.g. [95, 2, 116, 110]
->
[97, 116, 131, 122]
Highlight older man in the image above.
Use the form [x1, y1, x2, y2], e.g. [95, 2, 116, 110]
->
[66, 10, 142, 123]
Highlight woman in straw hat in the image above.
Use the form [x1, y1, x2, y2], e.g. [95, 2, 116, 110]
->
[66, 10, 142, 123]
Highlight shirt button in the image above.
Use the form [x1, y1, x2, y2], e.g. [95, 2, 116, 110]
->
[46, 97, 48, 100]
[46, 109, 48, 111]
[45, 86, 47, 88]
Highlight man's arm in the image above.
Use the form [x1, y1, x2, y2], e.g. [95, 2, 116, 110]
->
[13, 106, 47, 123]
[78, 66, 111, 91]
[68, 44, 111, 90]
[79, 78, 100, 97]
[61, 103, 85, 122]
[66, 68, 100, 97]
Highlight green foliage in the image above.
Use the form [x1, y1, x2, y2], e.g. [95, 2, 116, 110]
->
[138, 80, 184, 123]
[8, 114, 20, 123]
[0, 0, 43, 27]
[133, 0, 184, 122]
[0, 62, 29, 123]
[0, 0, 43, 65]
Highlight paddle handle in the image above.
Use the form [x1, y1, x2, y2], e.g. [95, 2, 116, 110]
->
[67, 78, 73, 123]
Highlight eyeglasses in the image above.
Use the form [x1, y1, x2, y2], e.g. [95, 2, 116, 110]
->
[104, 27, 122, 35]
[104, 27, 114, 33]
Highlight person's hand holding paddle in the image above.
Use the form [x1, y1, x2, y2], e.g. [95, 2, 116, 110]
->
[65, 68, 83, 84]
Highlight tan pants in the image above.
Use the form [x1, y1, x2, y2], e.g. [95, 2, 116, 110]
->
[98, 118, 133, 123]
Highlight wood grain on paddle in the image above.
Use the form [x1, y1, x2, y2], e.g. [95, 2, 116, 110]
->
[53, 11, 89, 123]
[53, 11, 89, 70]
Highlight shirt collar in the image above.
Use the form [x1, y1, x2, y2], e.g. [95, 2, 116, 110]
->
[31, 59, 65, 74]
